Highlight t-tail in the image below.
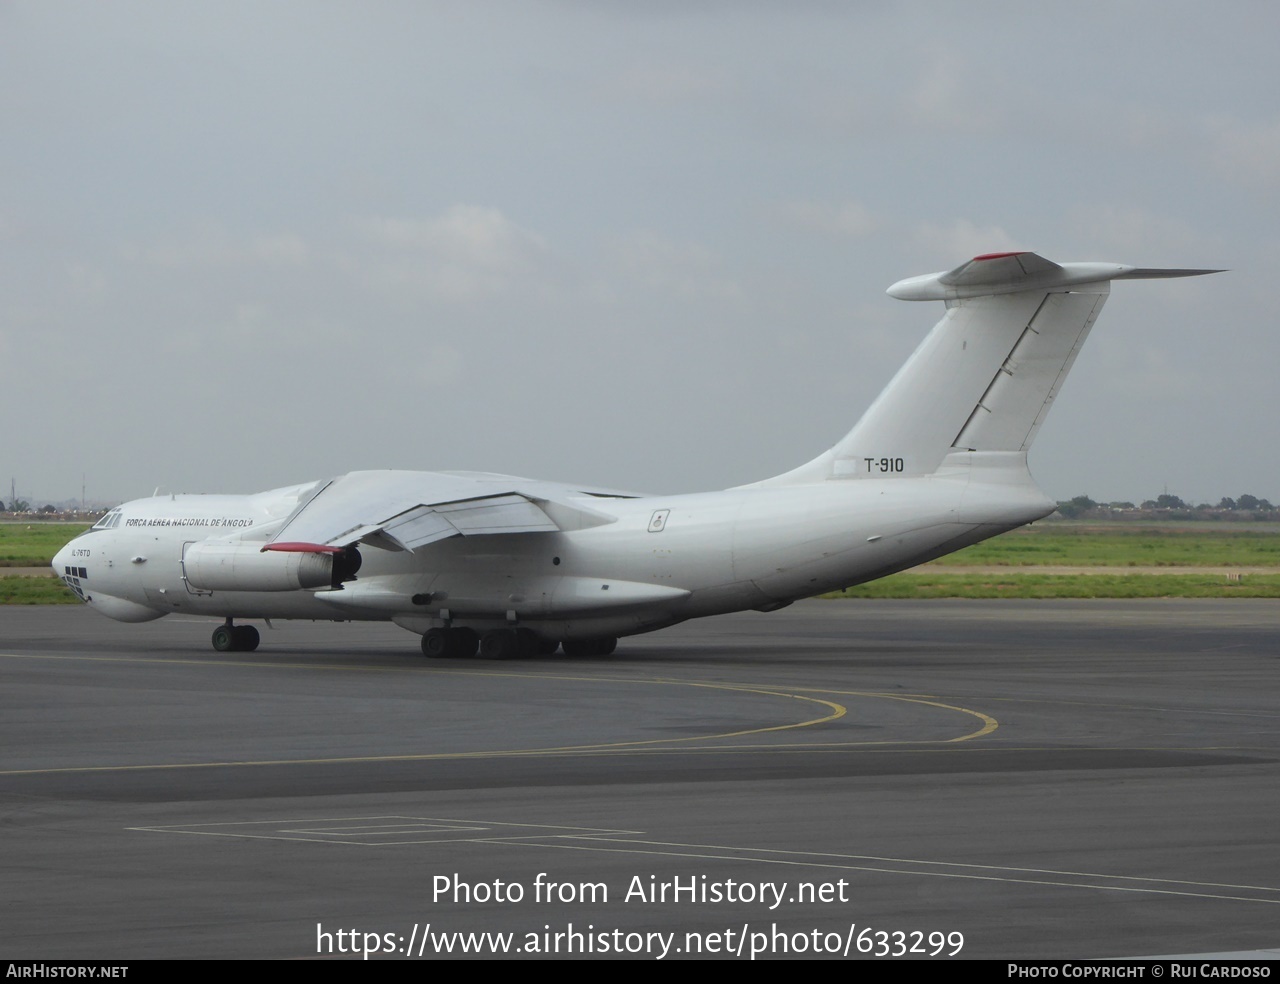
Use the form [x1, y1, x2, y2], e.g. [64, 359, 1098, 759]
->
[755, 251, 1221, 488]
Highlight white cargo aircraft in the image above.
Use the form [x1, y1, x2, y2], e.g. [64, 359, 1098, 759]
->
[54, 252, 1218, 658]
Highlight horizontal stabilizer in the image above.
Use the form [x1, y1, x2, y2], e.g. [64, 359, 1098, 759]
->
[888, 251, 1222, 301]
[1114, 267, 1227, 280]
[940, 251, 1062, 286]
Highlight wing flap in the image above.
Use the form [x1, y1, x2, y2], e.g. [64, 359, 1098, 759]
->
[267, 471, 617, 553]
[433, 494, 561, 535]
[379, 507, 459, 551]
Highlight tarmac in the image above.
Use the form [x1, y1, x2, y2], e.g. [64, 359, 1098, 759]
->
[3, 600, 1278, 960]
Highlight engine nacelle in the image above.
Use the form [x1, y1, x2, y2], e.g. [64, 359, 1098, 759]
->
[184, 542, 359, 592]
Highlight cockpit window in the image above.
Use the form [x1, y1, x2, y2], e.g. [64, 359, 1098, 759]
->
[92, 509, 123, 530]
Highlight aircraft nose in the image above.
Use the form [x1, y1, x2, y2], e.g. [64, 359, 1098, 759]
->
[51, 543, 69, 576]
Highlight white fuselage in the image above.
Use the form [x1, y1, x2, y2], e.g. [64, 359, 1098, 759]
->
[53, 454, 1052, 641]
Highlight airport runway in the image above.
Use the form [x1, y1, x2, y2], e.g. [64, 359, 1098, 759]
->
[2, 600, 1278, 960]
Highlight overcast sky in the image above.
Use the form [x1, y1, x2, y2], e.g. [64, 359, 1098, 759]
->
[3, 1, 1275, 507]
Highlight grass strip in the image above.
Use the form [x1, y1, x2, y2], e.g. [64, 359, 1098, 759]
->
[930, 528, 1280, 567]
[0, 525, 90, 567]
[0, 576, 82, 604]
[825, 573, 1280, 599]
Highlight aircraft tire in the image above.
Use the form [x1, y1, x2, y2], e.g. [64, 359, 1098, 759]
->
[234, 625, 260, 652]
[479, 629, 520, 660]
[421, 628, 451, 658]
[211, 625, 235, 652]
[536, 638, 561, 656]
[450, 627, 479, 658]
[514, 628, 540, 658]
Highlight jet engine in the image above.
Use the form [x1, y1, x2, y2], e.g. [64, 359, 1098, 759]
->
[183, 541, 361, 592]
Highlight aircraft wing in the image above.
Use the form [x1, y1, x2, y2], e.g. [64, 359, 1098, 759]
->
[266, 470, 624, 553]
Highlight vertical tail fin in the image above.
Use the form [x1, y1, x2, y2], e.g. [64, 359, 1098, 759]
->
[754, 253, 1220, 487]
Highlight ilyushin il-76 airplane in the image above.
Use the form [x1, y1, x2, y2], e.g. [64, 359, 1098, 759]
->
[54, 252, 1218, 659]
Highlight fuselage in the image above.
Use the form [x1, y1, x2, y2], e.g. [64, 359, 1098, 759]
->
[53, 456, 1053, 642]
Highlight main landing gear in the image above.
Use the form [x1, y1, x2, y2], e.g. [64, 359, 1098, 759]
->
[211, 619, 259, 652]
[420, 626, 479, 659]
[420, 627, 617, 660]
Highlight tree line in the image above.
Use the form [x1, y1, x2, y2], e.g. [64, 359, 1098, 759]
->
[1057, 494, 1277, 520]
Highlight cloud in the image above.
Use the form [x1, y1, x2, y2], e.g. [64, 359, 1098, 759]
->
[1066, 205, 1201, 259]
[1207, 116, 1280, 191]
[773, 200, 878, 238]
[612, 231, 743, 303]
[129, 225, 312, 270]
[615, 64, 731, 103]
[1096, 341, 1201, 403]
[119, 206, 552, 307]
[349, 206, 551, 303]
[913, 219, 1027, 261]
[360, 206, 544, 265]
[249, 233, 310, 267]
[905, 50, 1005, 134]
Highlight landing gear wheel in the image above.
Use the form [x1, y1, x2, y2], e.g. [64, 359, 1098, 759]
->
[536, 638, 561, 656]
[212, 621, 259, 652]
[451, 627, 479, 658]
[421, 627, 480, 658]
[421, 628, 451, 658]
[479, 629, 521, 660]
[514, 628, 540, 658]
